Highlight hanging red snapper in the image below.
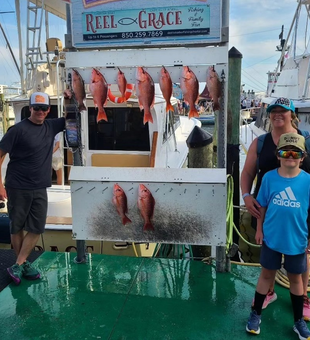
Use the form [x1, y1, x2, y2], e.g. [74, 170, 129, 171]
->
[159, 66, 174, 113]
[137, 184, 155, 231]
[180, 66, 199, 119]
[112, 184, 132, 225]
[206, 66, 221, 111]
[117, 68, 128, 103]
[72, 69, 86, 112]
[136, 67, 155, 124]
[90, 68, 108, 123]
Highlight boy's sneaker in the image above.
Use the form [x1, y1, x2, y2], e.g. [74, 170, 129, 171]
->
[22, 261, 40, 280]
[251, 291, 277, 309]
[7, 264, 22, 285]
[303, 296, 310, 322]
[293, 318, 310, 340]
[246, 310, 261, 335]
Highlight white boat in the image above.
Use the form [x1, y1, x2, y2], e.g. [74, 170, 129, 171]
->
[240, 0, 310, 152]
[0, 0, 201, 255]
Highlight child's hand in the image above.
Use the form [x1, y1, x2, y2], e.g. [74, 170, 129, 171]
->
[255, 230, 263, 245]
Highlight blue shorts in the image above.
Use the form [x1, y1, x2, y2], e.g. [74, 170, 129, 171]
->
[260, 243, 307, 274]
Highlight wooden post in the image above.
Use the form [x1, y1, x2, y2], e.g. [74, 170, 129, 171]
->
[187, 126, 213, 260]
[227, 46, 243, 262]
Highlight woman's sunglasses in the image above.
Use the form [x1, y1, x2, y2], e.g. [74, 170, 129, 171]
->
[32, 105, 49, 112]
[277, 150, 304, 159]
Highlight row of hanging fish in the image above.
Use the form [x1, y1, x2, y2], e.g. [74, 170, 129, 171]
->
[112, 183, 155, 231]
[70, 66, 221, 124]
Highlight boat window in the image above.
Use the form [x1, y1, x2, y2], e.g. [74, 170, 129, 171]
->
[88, 107, 150, 151]
[21, 105, 59, 120]
[163, 104, 181, 143]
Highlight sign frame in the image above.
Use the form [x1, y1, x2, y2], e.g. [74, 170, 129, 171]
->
[71, 0, 223, 49]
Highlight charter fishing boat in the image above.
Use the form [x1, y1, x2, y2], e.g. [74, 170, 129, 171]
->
[240, 0, 310, 152]
[0, 0, 201, 255]
[1, 2, 305, 339]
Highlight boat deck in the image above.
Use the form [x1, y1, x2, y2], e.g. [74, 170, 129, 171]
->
[0, 251, 301, 340]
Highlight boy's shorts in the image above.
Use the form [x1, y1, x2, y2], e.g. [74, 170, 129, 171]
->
[6, 187, 47, 235]
[260, 242, 307, 274]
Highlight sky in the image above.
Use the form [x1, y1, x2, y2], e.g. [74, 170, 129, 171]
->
[0, 0, 305, 94]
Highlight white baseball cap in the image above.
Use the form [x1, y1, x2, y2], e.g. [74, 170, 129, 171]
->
[29, 92, 50, 107]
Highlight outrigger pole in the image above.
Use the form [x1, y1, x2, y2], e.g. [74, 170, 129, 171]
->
[0, 20, 20, 77]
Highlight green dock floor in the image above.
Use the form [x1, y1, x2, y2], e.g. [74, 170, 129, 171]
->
[0, 252, 303, 339]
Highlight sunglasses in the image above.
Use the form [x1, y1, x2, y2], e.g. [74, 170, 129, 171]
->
[32, 105, 49, 112]
[270, 109, 289, 114]
[277, 150, 304, 159]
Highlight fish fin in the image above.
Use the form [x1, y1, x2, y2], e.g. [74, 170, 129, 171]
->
[166, 102, 174, 113]
[143, 222, 154, 231]
[122, 216, 132, 225]
[97, 108, 108, 123]
[143, 110, 153, 124]
[188, 108, 199, 119]
[213, 101, 220, 111]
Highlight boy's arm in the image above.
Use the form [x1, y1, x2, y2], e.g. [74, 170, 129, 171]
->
[255, 206, 266, 245]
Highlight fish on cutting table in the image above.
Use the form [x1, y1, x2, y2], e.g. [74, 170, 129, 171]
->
[72, 69, 86, 112]
[135, 67, 155, 124]
[159, 66, 174, 113]
[180, 66, 199, 119]
[137, 184, 155, 231]
[112, 184, 132, 225]
[206, 66, 221, 111]
[90, 68, 108, 123]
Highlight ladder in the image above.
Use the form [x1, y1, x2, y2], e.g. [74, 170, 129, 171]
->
[25, 0, 47, 91]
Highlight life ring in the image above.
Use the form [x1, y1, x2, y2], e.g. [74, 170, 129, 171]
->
[108, 83, 134, 103]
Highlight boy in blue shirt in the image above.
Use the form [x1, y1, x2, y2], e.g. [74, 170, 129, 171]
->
[246, 132, 310, 339]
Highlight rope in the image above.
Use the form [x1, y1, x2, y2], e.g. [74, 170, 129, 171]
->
[226, 175, 261, 249]
[226, 175, 234, 252]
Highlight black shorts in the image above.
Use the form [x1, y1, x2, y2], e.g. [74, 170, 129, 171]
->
[260, 242, 307, 274]
[6, 187, 47, 235]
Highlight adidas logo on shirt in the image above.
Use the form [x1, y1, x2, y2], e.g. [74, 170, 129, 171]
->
[273, 186, 300, 208]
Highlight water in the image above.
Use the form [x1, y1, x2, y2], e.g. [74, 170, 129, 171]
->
[201, 125, 214, 135]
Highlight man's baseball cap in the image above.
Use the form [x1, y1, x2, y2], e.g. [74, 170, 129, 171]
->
[277, 132, 305, 151]
[29, 92, 50, 107]
[266, 97, 295, 113]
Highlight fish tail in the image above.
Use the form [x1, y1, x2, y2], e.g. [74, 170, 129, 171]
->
[188, 108, 199, 119]
[213, 101, 220, 111]
[97, 108, 108, 123]
[166, 102, 174, 113]
[143, 222, 154, 231]
[143, 110, 153, 124]
[122, 215, 132, 225]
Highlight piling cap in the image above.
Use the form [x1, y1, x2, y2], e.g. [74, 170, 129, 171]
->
[186, 126, 213, 148]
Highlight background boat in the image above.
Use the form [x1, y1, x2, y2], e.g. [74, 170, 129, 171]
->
[240, 0, 310, 150]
